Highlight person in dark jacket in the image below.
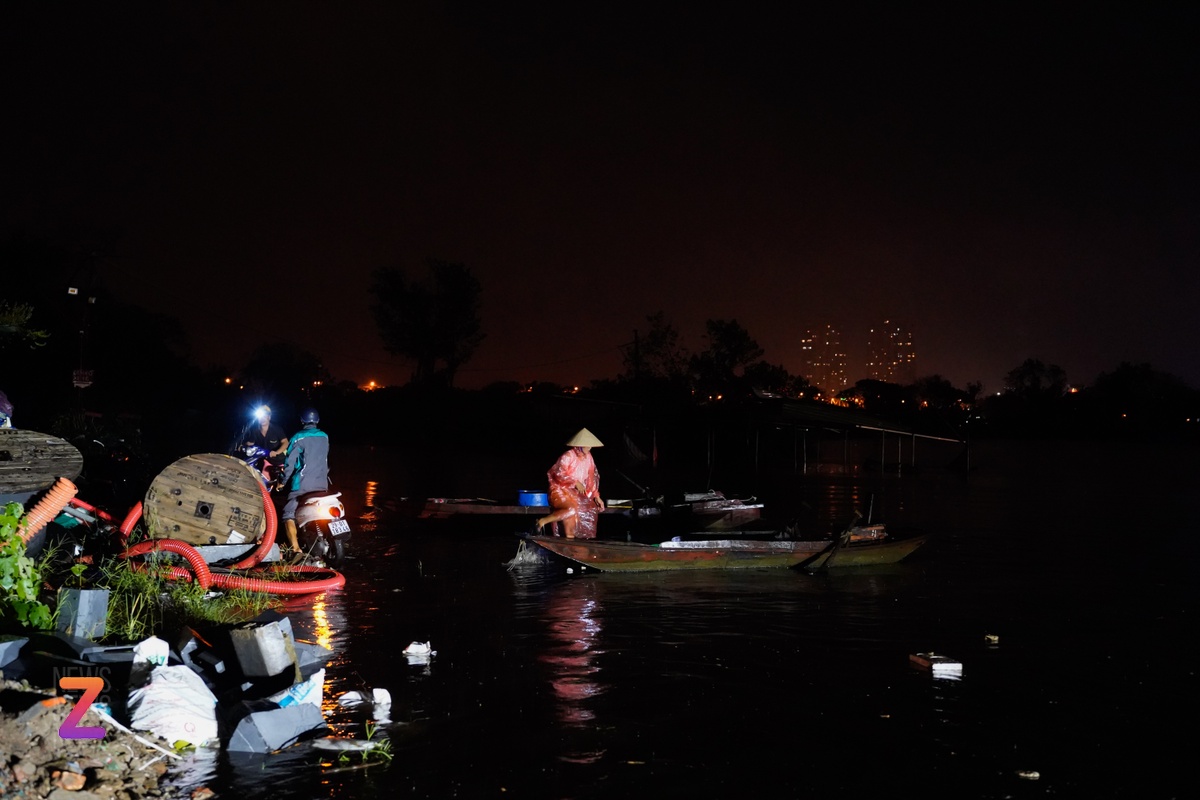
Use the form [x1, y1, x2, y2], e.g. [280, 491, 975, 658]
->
[244, 405, 289, 469]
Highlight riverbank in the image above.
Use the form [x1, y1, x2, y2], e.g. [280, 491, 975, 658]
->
[0, 675, 200, 799]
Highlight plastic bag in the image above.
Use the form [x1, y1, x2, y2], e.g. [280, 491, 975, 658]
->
[130, 636, 170, 687]
[267, 668, 325, 709]
[128, 665, 218, 746]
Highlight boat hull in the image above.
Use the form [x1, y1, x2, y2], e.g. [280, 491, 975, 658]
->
[523, 533, 929, 572]
[526, 536, 823, 571]
[803, 533, 930, 570]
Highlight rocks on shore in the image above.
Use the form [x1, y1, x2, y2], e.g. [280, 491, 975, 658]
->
[0, 676, 193, 799]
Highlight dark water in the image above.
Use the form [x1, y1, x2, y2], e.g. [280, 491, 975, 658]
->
[165, 440, 1196, 799]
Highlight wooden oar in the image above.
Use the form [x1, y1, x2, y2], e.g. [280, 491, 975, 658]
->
[807, 510, 862, 572]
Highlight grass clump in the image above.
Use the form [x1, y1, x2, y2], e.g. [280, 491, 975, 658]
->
[99, 558, 278, 643]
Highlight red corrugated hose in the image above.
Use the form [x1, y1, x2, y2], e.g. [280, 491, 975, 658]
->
[115, 481, 344, 596]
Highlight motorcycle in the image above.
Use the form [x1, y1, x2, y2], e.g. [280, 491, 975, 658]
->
[238, 443, 286, 491]
[293, 490, 352, 569]
[235, 444, 350, 568]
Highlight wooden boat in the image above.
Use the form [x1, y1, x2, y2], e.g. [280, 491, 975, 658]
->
[617, 490, 764, 531]
[405, 496, 559, 520]
[403, 489, 762, 531]
[799, 528, 929, 570]
[521, 528, 930, 573]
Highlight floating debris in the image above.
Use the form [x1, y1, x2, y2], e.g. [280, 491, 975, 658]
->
[312, 738, 380, 752]
[909, 652, 963, 677]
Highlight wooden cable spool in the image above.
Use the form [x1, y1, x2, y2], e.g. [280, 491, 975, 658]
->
[142, 453, 268, 546]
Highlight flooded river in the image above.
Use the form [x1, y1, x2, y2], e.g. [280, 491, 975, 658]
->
[165, 439, 1196, 799]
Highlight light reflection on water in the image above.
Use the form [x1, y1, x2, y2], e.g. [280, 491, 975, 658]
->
[163, 442, 1198, 799]
[539, 583, 605, 726]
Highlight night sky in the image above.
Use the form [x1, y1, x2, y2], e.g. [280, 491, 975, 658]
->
[5, 4, 1198, 393]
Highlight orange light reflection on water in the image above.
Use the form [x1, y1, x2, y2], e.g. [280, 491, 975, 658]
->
[311, 597, 333, 652]
[360, 480, 378, 521]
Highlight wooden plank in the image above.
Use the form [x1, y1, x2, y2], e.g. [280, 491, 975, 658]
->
[142, 453, 268, 546]
[0, 429, 84, 494]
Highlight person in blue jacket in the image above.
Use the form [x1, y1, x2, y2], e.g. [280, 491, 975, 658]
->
[280, 407, 330, 552]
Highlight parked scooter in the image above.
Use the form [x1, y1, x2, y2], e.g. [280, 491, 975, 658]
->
[233, 445, 349, 567]
[294, 490, 351, 568]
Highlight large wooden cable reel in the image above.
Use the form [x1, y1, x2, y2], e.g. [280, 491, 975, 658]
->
[0, 428, 84, 495]
[143, 453, 268, 546]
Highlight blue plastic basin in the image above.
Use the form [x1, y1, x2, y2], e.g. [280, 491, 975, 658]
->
[518, 490, 548, 507]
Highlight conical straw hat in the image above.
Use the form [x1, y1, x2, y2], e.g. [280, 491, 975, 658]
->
[565, 428, 604, 448]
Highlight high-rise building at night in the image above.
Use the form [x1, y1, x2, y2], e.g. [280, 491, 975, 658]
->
[801, 324, 848, 394]
[866, 319, 916, 383]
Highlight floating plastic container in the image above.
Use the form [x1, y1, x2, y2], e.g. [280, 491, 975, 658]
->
[518, 490, 548, 507]
[909, 652, 963, 677]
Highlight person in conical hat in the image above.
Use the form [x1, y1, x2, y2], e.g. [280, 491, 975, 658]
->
[535, 428, 605, 539]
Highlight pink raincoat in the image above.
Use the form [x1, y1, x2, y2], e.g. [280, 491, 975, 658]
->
[547, 447, 601, 539]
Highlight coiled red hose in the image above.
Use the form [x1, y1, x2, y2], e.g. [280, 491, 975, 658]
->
[128, 561, 346, 595]
[211, 564, 345, 595]
[115, 473, 342, 596]
[123, 538, 214, 590]
[17, 477, 79, 544]
[232, 478, 278, 569]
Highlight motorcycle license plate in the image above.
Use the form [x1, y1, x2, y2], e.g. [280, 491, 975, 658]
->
[329, 519, 351, 535]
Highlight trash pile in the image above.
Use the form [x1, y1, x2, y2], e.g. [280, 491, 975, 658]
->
[1, 610, 337, 751]
[1, 431, 374, 795]
[0, 608, 420, 796]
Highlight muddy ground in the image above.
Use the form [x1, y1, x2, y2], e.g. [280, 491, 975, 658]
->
[0, 676, 206, 800]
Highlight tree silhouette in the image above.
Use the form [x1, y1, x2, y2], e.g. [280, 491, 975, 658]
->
[239, 342, 329, 405]
[1085, 362, 1199, 435]
[620, 310, 691, 390]
[910, 374, 980, 409]
[689, 319, 764, 399]
[743, 361, 812, 397]
[1004, 358, 1067, 400]
[370, 259, 485, 388]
